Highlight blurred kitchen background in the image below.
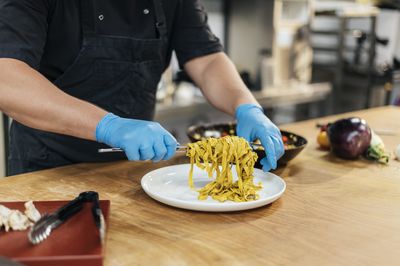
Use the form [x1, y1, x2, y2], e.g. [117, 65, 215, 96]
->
[1, 0, 400, 176]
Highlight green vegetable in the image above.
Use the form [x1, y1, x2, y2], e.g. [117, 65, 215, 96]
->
[366, 145, 389, 164]
[365, 130, 390, 164]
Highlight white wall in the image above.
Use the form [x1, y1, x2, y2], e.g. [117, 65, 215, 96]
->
[0, 114, 5, 177]
[203, 0, 275, 79]
[228, 0, 275, 78]
[203, 0, 225, 47]
[376, 9, 400, 65]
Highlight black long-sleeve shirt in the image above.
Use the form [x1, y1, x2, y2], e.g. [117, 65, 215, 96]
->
[0, 0, 223, 81]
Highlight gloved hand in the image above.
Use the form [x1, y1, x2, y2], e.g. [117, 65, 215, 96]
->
[96, 113, 178, 162]
[236, 104, 284, 172]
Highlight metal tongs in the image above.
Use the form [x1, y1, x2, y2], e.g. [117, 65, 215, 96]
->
[98, 145, 187, 153]
[28, 191, 106, 245]
[98, 143, 263, 153]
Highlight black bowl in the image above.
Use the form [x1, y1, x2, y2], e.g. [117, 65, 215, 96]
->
[186, 123, 307, 168]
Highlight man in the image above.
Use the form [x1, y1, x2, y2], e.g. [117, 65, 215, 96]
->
[0, 0, 284, 175]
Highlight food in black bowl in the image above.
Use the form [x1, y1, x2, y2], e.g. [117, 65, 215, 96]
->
[187, 123, 307, 168]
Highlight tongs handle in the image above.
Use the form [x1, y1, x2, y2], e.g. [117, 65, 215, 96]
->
[56, 196, 84, 221]
[98, 146, 187, 153]
[98, 143, 263, 154]
[56, 192, 103, 229]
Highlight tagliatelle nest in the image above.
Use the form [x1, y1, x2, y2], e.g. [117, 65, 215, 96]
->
[186, 136, 262, 202]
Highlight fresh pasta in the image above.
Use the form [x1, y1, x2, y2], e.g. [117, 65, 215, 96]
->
[186, 136, 262, 202]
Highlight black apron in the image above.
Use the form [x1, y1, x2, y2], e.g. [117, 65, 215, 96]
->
[8, 0, 168, 175]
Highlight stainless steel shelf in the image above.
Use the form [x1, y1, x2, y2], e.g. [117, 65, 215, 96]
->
[155, 82, 332, 121]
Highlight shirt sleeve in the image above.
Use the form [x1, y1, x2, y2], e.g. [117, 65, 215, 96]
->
[0, 0, 49, 69]
[172, 0, 223, 68]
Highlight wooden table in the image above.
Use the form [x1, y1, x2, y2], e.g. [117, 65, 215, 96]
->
[1, 106, 400, 266]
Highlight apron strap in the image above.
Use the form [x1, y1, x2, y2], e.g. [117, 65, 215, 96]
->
[80, 0, 96, 37]
[152, 0, 168, 39]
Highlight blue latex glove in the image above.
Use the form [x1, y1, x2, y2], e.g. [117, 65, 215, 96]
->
[96, 113, 178, 162]
[236, 104, 284, 172]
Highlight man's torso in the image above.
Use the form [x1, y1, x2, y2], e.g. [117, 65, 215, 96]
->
[41, 0, 179, 81]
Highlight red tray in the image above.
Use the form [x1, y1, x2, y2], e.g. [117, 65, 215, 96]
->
[0, 200, 110, 266]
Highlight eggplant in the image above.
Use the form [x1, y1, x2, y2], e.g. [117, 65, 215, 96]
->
[327, 117, 371, 159]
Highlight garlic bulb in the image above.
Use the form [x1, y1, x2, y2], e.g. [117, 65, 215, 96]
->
[396, 144, 400, 161]
[0, 201, 41, 232]
[24, 200, 41, 222]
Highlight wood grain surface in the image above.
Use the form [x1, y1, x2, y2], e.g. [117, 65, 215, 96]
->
[1, 106, 400, 266]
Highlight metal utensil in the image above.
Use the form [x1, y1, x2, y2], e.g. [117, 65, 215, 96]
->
[28, 197, 83, 245]
[28, 191, 106, 245]
[98, 143, 263, 153]
[98, 145, 187, 153]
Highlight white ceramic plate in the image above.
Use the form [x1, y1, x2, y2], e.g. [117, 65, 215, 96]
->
[141, 164, 286, 212]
